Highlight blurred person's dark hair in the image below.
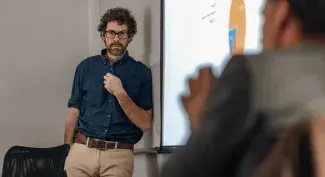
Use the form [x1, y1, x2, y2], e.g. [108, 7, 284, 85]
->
[287, 0, 325, 34]
[263, 0, 325, 49]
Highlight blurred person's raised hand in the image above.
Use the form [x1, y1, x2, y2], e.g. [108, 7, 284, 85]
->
[181, 66, 216, 131]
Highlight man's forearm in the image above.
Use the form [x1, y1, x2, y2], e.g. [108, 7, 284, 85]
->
[64, 108, 79, 145]
[114, 89, 152, 132]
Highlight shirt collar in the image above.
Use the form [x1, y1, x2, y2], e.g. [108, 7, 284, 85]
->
[100, 48, 129, 65]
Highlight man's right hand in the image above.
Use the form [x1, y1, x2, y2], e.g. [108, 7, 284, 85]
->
[181, 66, 216, 131]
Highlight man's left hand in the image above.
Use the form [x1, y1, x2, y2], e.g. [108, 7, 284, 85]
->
[104, 73, 124, 95]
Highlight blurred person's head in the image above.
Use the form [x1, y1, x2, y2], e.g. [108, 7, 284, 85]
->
[262, 0, 325, 50]
[97, 7, 137, 61]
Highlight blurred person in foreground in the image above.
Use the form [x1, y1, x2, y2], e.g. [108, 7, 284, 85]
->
[161, 0, 325, 177]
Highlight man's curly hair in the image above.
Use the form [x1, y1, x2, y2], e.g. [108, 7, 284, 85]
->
[97, 7, 137, 40]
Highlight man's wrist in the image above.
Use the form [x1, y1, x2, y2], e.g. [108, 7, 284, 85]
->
[114, 88, 127, 97]
[64, 140, 72, 145]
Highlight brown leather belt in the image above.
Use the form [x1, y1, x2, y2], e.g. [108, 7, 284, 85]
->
[74, 132, 134, 150]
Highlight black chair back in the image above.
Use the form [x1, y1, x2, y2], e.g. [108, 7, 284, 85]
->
[2, 144, 69, 177]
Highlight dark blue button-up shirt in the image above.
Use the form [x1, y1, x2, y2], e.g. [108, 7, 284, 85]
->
[67, 49, 153, 144]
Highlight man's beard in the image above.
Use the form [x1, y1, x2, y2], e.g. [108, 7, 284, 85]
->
[107, 42, 127, 57]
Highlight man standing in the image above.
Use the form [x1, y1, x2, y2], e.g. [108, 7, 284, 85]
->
[64, 7, 153, 177]
[161, 0, 325, 177]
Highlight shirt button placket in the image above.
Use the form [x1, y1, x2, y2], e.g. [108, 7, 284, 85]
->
[110, 66, 114, 74]
[104, 115, 111, 137]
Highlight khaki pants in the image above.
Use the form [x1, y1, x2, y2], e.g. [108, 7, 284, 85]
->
[65, 143, 134, 177]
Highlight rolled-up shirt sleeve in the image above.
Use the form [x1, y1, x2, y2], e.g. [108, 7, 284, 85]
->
[67, 61, 85, 110]
[138, 68, 153, 111]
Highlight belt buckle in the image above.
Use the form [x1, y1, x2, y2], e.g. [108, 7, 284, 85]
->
[98, 140, 108, 151]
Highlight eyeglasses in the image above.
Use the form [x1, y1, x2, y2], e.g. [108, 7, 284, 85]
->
[104, 30, 128, 39]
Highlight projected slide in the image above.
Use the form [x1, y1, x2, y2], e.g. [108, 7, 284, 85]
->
[162, 0, 266, 147]
[228, 0, 246, 54]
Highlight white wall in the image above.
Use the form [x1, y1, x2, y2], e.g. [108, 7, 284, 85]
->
[0, 0, 89, 173]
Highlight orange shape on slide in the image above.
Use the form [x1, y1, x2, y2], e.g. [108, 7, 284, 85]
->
[229, 0, 246, 55]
